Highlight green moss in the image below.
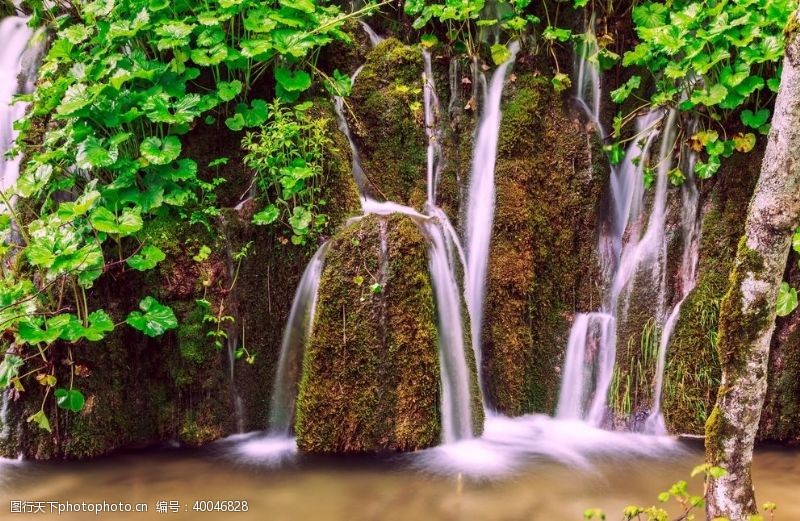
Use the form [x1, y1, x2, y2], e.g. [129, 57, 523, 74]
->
[296, 214, 460, 452]
[348, 38, 427, 205]
[663, 150, 760, 434]
[483, 74, 607, 415]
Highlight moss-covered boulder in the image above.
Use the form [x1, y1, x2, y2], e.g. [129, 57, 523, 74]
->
[295, 214, 481, 452]
[482, 74, 607, 415]
[348, 38, 427, 206]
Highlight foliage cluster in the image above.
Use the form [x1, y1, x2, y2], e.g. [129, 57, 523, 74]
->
[606, 0, 796, 182]
[242, 100, 333, 245]
[1, 0, 369, 430]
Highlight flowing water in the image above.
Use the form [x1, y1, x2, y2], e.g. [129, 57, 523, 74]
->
[644, 146, 701, 433]
[1, 440, 799, 520]
[268, 244, 329, 436]
[558, 48, 704, 428]
[268, 25, 481, 444]
[0, 15, 35, 192]
[574, 14, 604, 138]
[464, 41, 519, 399]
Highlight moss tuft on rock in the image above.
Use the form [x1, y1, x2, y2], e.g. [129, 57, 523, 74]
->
[663, 149, 761, 434]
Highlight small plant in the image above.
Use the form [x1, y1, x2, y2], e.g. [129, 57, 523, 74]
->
[242, 100, 332, 245]
[584, 464, 778, 521]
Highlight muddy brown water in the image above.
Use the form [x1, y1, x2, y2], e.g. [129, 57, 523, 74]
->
[0, 438, 797, 521]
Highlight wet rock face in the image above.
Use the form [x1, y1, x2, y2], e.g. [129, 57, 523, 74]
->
[482, 73, 607, 416]
[295, 214, 443, 453]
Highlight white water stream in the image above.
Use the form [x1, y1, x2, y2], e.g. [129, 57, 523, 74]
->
[464, 41, 519, 398]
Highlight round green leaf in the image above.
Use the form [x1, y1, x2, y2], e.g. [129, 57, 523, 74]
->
[55, 388, 85, 412]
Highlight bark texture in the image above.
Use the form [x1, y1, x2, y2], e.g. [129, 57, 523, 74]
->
[706, 11, 800, 520]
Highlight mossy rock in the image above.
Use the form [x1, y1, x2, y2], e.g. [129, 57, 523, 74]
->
[295, 214, 481, 452]
[482, 73, 607, 416]
[662, 147, 761, 434]
[348, 38, 427, 206]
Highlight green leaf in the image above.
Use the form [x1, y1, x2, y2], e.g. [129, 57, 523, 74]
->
[61, 310, 114, 342]
[632, 2, 668, 28]
[610, 75, 641, 103]
[127, 245, 166, 271]
[792, 227, 800, 254]
[490, 44, 512, 65]
[274, 67, 312, 92]
[777, 282, 798, 317]
[740, 109, 770, 129]
[288, 206, 312, 235]
[0, 354, 24, 388]
[551, 72, 571, 92]
[278, 0, 316, 13]
[126, 296, 178, 337]
[57, 83, 93, 116]
[225, 113, 246, 131]
[77, 136, 119, 170]
[690, 84, 728, 107]
[217, 80, 243, 102]
[16, 163, 53, 197]
[420, 34, 438, 48]
[734, 76, 765, 97]
[695, 155, 721, 180]
[90, 207, 143, 236]
[325, 70, 351, 97]
[140, 136, 182, 165]
[193, 245, 211, 262]
[55, 388, 86, 412]
[27, 410, 51, 432]
[542, 26, 571, 42]
[604, 143, 624, 165]
[252, 204, 280, 225]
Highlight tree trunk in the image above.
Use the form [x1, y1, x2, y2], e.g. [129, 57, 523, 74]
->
[705, 10, 800, 520]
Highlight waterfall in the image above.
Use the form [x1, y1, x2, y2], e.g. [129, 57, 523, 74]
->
[333, 65, 371, 202]
[574, 14, 604, 138]
[359, 20, 383, 47]
[1, 15, 35, 192]
[557, 106, 689, 426]
[268, 244, 329, 435]
[464, 41, 519, 398]
[423, 51, 443, 208]
[644, 147, 700, 434]
[219, 216, 246, 433]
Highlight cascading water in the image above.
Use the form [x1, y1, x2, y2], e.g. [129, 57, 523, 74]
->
[558, 40, 706, 432]
[265, 24, 480, 445]
[557, 105, 684, 425]
[644, 146, 700, 434]
[464, 41, 519, 398]
[574, 14, 603, 138]
[423, 51, 443, 208]
[268, 244, 329, 435]
[219, 216, 246, 433]
[1, 14, 35, 192]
